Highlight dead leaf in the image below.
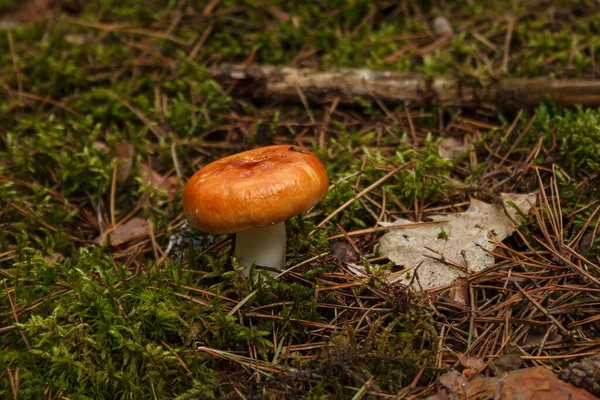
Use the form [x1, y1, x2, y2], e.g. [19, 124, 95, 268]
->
[115, 141, 135, 182]
[438, 370, 468, 393]
[457, 353, 485, 371]
[446, 277, 469, 307]
[425, 390, 449, 400]
[500, 192, 537, 219]
[432, 367, 597, 400]
[438, 136, 472, 158]
[467, 367, 597, 400]
[140, 163, 181, 199]
[350, 193, 536, 290]
[97, 218, 148, 247]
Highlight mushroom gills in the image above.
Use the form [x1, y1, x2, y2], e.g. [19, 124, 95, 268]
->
[235, 222, 286, 276]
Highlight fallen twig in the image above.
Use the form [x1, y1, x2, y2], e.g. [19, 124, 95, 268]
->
[211, 64, 600, 107]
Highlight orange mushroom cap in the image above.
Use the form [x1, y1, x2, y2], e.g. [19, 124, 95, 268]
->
[183, 145, 329, 234]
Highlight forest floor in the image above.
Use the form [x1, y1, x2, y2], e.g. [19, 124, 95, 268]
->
[2, 1, 600, 398]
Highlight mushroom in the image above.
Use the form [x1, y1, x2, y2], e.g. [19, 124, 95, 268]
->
[183, 145, 329, 275]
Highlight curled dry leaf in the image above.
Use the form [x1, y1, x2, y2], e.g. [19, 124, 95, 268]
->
[438, 370, 468, 394]
[467, 367, 597, 400]
[115, 141, 135, 182]
[350, 193, 537, 290]
[443, 277, 469, 307]
[429, 367, 598, 400]
[96, 217, 149, 247]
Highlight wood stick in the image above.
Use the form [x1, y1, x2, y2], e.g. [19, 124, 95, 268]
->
[211, 64, 600, 107]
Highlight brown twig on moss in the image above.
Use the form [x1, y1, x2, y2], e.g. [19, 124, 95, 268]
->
[211, 64, 600, 107]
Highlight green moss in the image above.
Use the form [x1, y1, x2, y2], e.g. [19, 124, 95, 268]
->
[2, 248, 219, 398]
[437, 228, 450, 241]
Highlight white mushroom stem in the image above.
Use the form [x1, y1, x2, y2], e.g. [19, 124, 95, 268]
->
[235, 222, 286, 276]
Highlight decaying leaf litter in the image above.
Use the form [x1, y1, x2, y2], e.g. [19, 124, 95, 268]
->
[3, 1, 600, 398]
[349, 193, 537, 291]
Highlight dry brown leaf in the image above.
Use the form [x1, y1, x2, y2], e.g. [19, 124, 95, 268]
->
[430, 367, 598, 400]
[426, 390, 449, 400]
[438, 370, 468, 393]
[446, 277, 469, 307]
[354, 193, 536, 290]
[97, 218, 148, 247]
[115, 141, 135, 182]
[467, 367, 598, 400]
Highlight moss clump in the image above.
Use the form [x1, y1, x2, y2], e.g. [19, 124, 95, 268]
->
[3, 248, 219, 398]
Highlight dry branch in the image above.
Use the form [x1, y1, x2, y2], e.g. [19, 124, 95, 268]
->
[211, 64, 600, 107]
